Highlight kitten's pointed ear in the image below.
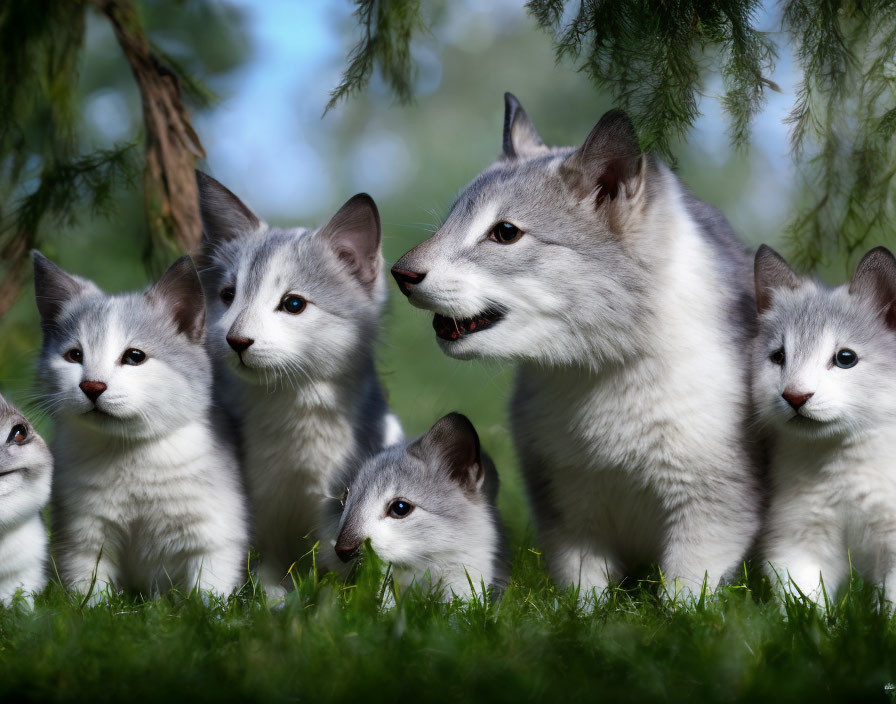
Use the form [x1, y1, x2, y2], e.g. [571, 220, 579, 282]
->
[503, 92, 545, 159]
[31, 250, 99, 326]
[318, 193, 382, 291]
[196, 171, 261, 251]
[561, 109, 646, 210]
[146, 256, 206, 343]
[411, 413, 484, 494]
[754, 245, 802, 315]
[849, 246, 896, 331]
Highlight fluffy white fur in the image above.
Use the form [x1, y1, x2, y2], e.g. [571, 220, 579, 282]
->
[335, 413, 504, 600]
[0, 396, 51, 605]
[34, 254, 249, 598]
[392, 96, 761, 599]
[755, 245, 896, 605]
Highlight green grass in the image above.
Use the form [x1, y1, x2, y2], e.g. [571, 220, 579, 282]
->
[2, 548, 896, 703]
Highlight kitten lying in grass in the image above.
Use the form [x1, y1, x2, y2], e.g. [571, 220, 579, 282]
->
[334, 413, 505, 600]
[33, 253, 249, 599]
[755, 245, 896, 605]
[0, 394, 51, 605]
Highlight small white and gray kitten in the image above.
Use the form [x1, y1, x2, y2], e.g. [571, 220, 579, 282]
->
[197, 172, 402, 595]
[755, 245, 896, 604]
[334, 413, 504, 600]
[0, 394, 51, 604]
[33, 252, 249, 598]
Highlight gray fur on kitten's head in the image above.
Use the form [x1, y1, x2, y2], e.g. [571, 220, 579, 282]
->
[334, 413, 501, 575]
[753, 244, 896, 439]
[391, 92, 667, 367]
[196, 172, 386, 386]
[32, 253, 211, 440]
[0, 394, 52, 530]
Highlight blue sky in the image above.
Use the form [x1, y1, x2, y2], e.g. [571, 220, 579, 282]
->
[193, 0, 798, 231]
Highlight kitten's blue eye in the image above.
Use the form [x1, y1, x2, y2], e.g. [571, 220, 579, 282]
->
[388, 499, 414, 519]
[488, 221, 523, 245]
[770, 348, 785, 365]
[220, 286, 235, 305]
[64, 349, 83, 364]
[122, 348, 147, 366]
[280, 294, 307, 315]
[834, 349, 858, 369]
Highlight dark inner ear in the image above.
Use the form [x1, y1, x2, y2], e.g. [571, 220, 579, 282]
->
[196, 171, 261, 252]
[414, 412, 483, 494]
[31, 250, 93, 325]
[147, 256, 206, 343]
[562, 109, 644, 207]
[754, 244, 802, 316]
[502, 92, 545, 159]
[849, 246, 896, 331]
[318, 193, 382, 290]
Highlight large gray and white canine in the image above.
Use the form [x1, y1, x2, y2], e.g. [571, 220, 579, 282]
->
[392, 93, 762, 598]
[197, 173, 402, 595]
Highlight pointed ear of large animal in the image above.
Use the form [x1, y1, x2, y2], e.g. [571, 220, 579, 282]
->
[196, 171, 262, 252]
[561, 109, 646, 211]
[754, 245, 802, 316]
[31, 250, 100, 327]
[318, 193, 382, 291]
[146, 256, 206, 343]
[850, 246, 896, 331]
[410, 413, 484, 495]
[502, 92, 545, 159]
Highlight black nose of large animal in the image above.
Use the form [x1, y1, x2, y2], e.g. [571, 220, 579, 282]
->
[79, 380, 107, 403]
[391, 267, 426, 297]
[227, 336, 254, 353]
[334, 540, 361, 564]
[782, 390, 813, 410]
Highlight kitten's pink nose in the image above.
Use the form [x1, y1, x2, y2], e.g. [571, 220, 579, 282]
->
[226, 336, 254, 353]
[782, 389, 813, 410]
[79, 380, 107, 403]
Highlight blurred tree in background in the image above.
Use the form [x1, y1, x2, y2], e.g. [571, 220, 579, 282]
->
[335, 0, 896, 271]
[0, 0, 248, 317]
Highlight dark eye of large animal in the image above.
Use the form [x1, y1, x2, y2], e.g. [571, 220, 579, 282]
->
[834, 349, 858, 369]
[220, 286, 236, 305]
[388, 499, 414, 519]
[122, 348, 147, 366]
[64, 348, 83, 364]
[280, 294, 307, 315]
[6, 424, 27, 445]
[488, 221, 523, 245]
[770, 348, 785, 366]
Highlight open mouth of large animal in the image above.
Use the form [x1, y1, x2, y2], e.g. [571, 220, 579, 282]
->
[432, 309, 505, 341]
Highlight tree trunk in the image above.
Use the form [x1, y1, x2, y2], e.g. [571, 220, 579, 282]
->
[91, 0, 205, 259]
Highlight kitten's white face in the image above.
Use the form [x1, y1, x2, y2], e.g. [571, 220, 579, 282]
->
[0, 398, 52, 527]
[335, 414, 494, 574]
[196, 176, 386, 390]
[754, 247, 896, 440]
[207, 231, 371, 387]
[34, 255, 211, 440]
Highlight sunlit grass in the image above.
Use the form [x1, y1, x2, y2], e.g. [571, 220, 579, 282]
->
[0, 545, 895, 703]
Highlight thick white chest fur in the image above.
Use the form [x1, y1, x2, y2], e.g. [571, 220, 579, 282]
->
[52, 421, 248, 596]
[764, 429, 896, 603]
[241, 379, 398, 589]
[512, 211, 760, 595]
